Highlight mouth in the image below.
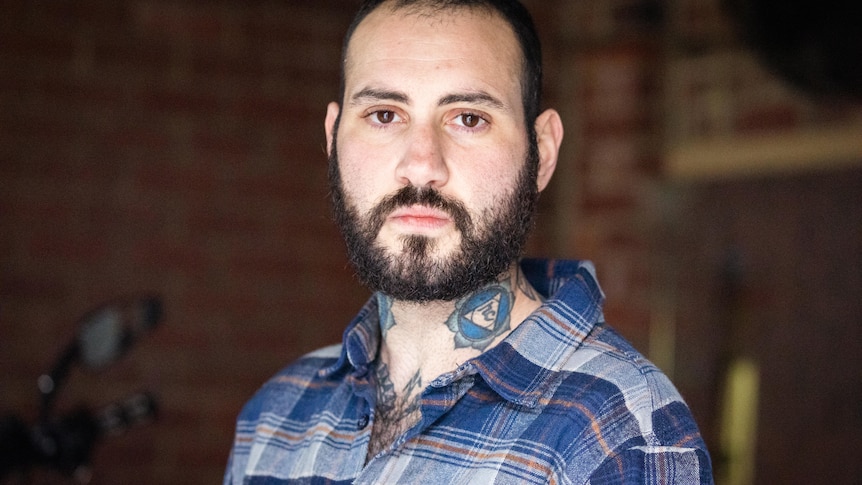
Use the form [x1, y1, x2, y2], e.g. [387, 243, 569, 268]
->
[388, 205, 453, 231]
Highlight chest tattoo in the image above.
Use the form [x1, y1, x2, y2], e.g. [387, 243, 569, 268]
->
[367, 361, 423, 461]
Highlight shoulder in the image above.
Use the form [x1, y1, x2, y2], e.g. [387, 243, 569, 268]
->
[552, 322, 713, 482]
[556, 322, 681, 407]
[267, 343, 344, 389]
[237, 344, 345, 421]
[225, 344, 349, 484]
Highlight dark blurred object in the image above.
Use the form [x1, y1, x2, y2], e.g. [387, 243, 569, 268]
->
[0, 415, 31, 480]
[39, 296, 162, 421]
[1, 394, 158, 484]
[0, 296, 162, 484]
[724, 0, 862, 100]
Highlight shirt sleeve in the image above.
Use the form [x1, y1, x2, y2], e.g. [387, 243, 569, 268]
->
[586, 399, 714, 484]
[223, 446, 236, 485]
[589, 444, 713, 484]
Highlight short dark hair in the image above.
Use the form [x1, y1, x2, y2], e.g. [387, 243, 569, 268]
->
[340, 0, 544, 124]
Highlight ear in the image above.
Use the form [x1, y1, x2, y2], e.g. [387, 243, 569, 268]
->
[533, 108, 563, 192]
[324, 102, 341, 156]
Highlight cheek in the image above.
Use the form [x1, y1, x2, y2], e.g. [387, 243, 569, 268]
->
[335, 144, 390, 211]
[452, 152, 523, 210]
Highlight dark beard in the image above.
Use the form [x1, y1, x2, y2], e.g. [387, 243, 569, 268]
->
[328, 131, 540, 302]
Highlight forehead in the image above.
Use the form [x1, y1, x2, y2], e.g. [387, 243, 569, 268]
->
[343, 5, 522, 102]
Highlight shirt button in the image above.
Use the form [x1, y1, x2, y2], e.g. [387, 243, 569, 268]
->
[357, 414, 370, 429]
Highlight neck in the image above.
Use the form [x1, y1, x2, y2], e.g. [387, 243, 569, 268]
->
[374, 261, 543, 378]
[364, 261, 543, 460]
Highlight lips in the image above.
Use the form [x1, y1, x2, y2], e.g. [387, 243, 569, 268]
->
[388, 204, 452, 230]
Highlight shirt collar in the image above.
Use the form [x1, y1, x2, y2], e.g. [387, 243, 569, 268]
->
[321, 297, 380, 377]
[323, 259, 606, 407]
[472, 258, 606, 407]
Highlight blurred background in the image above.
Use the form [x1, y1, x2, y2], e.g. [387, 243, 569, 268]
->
[1, 0, 859, 483]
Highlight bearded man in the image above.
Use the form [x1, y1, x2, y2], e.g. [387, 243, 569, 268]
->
[225, 0, 713, 483]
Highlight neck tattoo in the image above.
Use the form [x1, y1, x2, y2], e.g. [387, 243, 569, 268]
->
[376, 274, 533, 351]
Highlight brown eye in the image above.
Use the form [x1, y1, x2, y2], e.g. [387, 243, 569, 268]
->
[376, 111, 396, 124]
[460, 113, 481, 128]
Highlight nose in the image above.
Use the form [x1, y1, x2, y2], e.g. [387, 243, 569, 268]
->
[395, 123, 449, 188]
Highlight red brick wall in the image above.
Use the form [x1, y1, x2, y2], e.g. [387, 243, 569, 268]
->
[539, 0, 667, 349]
[0, 2, 365, 482]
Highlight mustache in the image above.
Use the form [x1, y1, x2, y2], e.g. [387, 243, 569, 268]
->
[366, 185, 473, 238]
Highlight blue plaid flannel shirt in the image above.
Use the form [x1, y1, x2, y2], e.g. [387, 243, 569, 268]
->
[225, 259, 713, 484]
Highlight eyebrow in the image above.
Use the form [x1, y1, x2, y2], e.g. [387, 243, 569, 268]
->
[349, 87, 509, 111]
[350, 88, 409, 105]
[438, 92, 507, 111]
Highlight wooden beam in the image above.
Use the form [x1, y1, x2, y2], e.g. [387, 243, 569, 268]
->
[666, 123, 862, 182]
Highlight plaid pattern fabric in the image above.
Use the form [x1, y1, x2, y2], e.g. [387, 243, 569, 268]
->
[225, 259, 713, 484]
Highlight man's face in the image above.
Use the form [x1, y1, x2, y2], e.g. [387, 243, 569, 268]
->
[326, 6, 541, 302]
